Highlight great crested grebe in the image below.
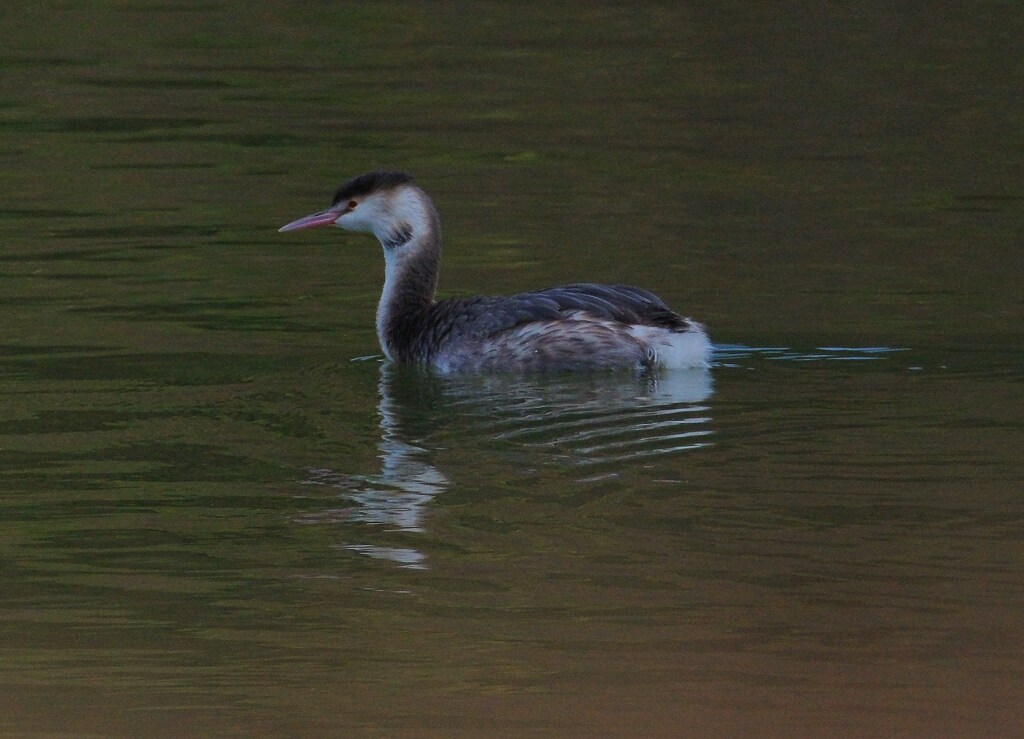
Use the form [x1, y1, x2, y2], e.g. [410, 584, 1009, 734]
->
[279, 170, 711, 373]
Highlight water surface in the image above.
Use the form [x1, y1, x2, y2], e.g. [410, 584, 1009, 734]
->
[2, 3, 1023, 736]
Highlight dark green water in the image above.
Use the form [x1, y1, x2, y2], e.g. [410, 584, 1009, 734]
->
[2, 3, 1022, 736]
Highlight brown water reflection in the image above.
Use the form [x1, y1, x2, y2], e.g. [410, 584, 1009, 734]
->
[299, 362, 713, 568]
[2, 1, 1023, 736]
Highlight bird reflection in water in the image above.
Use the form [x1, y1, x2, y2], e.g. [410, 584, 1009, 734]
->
[303, 362, 714, 568]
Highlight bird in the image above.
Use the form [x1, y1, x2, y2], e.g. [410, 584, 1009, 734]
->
[279, 170, 711, 373]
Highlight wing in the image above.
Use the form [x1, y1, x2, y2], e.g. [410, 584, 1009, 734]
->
[428, 283, 689, 343]
[525, 283, 689, 330]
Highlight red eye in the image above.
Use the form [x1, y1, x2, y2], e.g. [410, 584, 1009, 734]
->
[348, 200, 358, 209]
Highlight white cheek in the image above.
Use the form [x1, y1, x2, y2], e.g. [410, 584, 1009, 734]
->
[337, 209, 374, 232]
[391, 189, 430, 234]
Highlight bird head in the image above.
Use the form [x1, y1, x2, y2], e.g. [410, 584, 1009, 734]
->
[279, 170, 428, 249]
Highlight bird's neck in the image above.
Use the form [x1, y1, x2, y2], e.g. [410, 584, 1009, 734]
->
[375, 203, 442, 362]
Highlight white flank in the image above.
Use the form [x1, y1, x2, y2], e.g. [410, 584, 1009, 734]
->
[628, 323, 712, 369]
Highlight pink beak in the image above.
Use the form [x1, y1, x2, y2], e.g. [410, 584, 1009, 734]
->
[278, 209, 340, 233]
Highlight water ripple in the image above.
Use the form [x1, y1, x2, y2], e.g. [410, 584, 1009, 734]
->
[299, 364, 715, 567]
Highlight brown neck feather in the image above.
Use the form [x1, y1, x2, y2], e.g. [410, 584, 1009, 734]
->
[376, 207, 442, 362]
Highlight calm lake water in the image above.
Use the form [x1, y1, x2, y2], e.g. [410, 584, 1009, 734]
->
[3, 3, 1022, 737]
